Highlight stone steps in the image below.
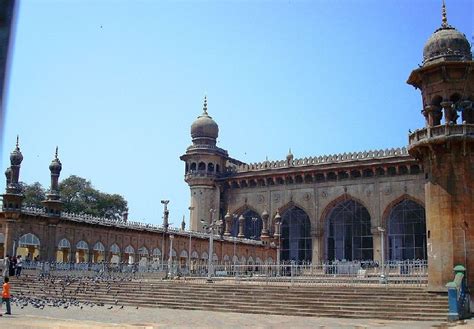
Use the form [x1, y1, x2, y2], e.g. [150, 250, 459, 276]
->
[10, 278, 447, 321]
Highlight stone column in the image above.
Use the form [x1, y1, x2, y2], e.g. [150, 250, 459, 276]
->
[311, 227, 323, 264]
[261, 210, 269, 239]
[238, 215, 245, 238]
[441, 101, 456, 124]
[223, 211, 232, 236]
[371, 229, 383, 265]
[273, 211, 281, 239]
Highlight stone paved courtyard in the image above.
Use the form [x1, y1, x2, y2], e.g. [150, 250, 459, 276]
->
[0, 304, 471, 329]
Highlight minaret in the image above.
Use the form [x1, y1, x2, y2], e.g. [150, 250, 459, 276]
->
[180, 96, 228, 232]
[2, 136, 24, 211]
[42, 147, 63, 216]
[407, 1, 473, 290]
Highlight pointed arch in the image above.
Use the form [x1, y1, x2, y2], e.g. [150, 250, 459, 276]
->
[230, 204, 263, 239]
[319, 193, 372, 225]
[324, 197, 373, 261]
[57, 238, 71, 249]
[280, 205, 312, 263]
[93, 241, 105, 252]
[278, 200, 311, 219]
[110, 243, 121, 254]
[381, 194, 425, 229]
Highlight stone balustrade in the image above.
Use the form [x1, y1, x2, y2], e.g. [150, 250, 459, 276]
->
[409, 123, 474, 145]
[232, 147, 410, 173]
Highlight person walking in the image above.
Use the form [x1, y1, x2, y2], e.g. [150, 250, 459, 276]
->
[1, 277, 11, 315]
[15, 255, 22, 278]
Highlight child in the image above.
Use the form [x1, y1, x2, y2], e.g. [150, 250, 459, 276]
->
[1, 277, 11, 315]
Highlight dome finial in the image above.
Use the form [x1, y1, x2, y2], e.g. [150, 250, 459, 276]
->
[441, 0, 448, 28]
[203, 95, 208, 115]
[16, 135, 19, 149]
[55, 146, 58, 159]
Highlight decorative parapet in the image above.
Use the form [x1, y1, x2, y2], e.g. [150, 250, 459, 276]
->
[19, 206, 263, 246]
[409, 123, 474, 146]
[232, 147, 409, 173]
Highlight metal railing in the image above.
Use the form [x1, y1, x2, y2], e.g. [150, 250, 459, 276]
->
[16, 260, 428, 286]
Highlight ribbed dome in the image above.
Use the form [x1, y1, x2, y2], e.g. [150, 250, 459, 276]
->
[191, 97, 219, 142]
[422, 3, 472, 66]
[10, 137, 23, 166]
[49, 147, 62, 174]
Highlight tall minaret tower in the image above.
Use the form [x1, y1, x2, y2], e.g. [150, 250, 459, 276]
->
[42, 147, 63, 216]
[407, 2, 473, 291]
[2, 136, 24, 211]
[180, 97, 228, 232]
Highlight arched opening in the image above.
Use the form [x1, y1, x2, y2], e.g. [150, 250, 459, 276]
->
[124, 245, 135, 264]
[198, 162, 206, 171]
[280, 206, 312, 263]
[387, 199, 427, 261]
[216, 164, 220, 173]
[17, 233, 41, 261]
[190, 251, 199, 272]
[75, 240, 89, 263]
[190, 163, 197, 171]
[185, 163, 189, 173]
[179, 250, 188, 269]
[207, 163, 214, 172]
[138, 247, 149, 267]
[231, 209, 262, 240]
[93, 242, 105, 263]
[200, 251, 208, 265]
[57, 238, 71, 262]
[152, 248, 161, 268]
[109, 243, 121, 264]
[325, 200, 373, 261]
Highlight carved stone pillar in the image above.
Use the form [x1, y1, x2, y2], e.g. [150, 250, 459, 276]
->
[273, 211, 281, 240]
[441, 101, 457, 124]
[261, 210, 269, 239]
[224, 211, 232, 236]
[424, 105, 442, 126]
[237, 215, 245, 238]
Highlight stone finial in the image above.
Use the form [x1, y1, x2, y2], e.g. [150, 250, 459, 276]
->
[203, 95, 208, 115]
[441, 0, 448, 28]
[181, 215, 186, 230]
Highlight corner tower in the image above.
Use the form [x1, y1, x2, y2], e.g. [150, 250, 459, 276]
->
[181, 97, 228, 231]
[407, 2, 474, 290]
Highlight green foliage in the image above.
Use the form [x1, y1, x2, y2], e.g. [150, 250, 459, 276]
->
[20, 175, 128, 219]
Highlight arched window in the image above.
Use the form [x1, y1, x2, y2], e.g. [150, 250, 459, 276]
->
[281, 206, 312, 263]
[93, 242, 105, 252]
[138, 246, 149, 256]
[124, 245, 135, 254]
[216, 164, 220, 173]
[201, 251, 208, 260]
[388, 199, 426, 260]
[110, 243, 120, 254]
[207, 163, 214, 172]
[198, 162, 206, 171]
[191, 251, 199, 259]
[76, 240, 89, 250]
[190, 163, 197, 171]
[231, 209, 262, 240]
[180, 250, 188, 258]
[19, 233, 40, 247]
[212, 253, 218, 262]
[325, 200, 373, 261]
[152, 248, 161, 258]
[58, 238, 71, 249]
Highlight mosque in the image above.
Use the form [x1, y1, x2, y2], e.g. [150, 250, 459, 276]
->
[1, 3, 473, 291]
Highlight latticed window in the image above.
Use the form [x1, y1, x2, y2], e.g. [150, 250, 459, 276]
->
[76, 240, 89, 250]
[19, 233, 40, 247]
[280, 206, 312, 263]
[231, 209, 262, 240]
[58, 238, 71, 249]
[138, 247, 149, 256]
[325, 200, 373, 261]
[124, 245, 134, 254]
[388, 199, 426, 260]
[110, 243, 121, 254]
[93, 242, 105, 252]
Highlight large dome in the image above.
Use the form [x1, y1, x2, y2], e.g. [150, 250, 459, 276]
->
[422, 4, 472, 66]
[191, 97, 219, 141]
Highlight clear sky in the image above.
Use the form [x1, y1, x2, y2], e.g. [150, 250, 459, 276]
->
[1, 0, 471, 227]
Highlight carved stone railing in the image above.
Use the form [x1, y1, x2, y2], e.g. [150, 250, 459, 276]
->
[233, 147, 410, 173]
[409, 123, 474, 145]
[19, 206, 263, 245]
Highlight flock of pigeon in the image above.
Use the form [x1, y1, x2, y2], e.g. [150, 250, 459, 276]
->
[10, 274, 141, 312]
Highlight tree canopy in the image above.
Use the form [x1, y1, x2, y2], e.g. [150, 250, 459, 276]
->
[20, 175, 128, 219]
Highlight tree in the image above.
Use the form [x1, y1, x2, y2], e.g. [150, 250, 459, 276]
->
[19, 175, 128, 219]
[21, 182, 46, 207]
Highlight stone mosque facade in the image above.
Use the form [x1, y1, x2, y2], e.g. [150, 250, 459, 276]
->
[0, 3, 472, 291]
[181, 5, 473, 291]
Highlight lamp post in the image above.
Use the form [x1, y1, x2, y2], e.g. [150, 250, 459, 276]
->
[188, 206, 194, 273]
[160, 200, 170, 271]
[377, 226, 386, 283]
[201, 208, 222, 282]
[168, 234, 174, 278]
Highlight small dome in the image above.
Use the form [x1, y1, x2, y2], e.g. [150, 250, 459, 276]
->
[10, 137, 23, 166]
[49, 147, 62, 174]
[191, 97, 219, 141]
[423, 4, 472, 66]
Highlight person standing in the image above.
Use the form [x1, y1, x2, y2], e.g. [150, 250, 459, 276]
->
[8, 256, 15, 277]
[15, 255, 22, 278]
[1, 276, 11, 315]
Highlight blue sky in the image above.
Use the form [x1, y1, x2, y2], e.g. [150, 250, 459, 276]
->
[1, 0, 471, 226]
